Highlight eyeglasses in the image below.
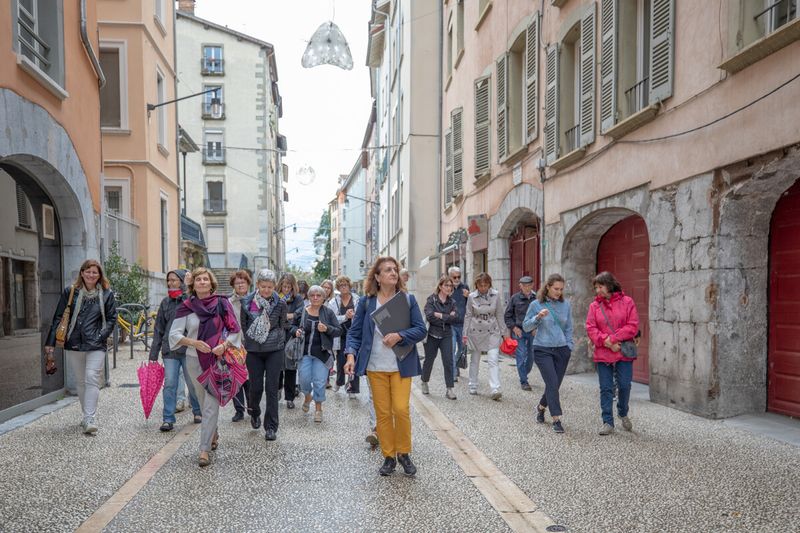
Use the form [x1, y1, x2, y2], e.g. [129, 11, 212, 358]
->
[451, 275, 461, 280]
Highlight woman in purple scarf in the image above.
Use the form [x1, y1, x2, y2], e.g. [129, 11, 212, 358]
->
[170, 267, 241, 467]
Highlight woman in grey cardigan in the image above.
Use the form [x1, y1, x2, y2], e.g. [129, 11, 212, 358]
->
[462, 272, 508, 400]
[294, 285, 342, 422]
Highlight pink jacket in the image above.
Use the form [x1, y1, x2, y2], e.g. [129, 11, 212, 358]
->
[586, 292, 640, 364]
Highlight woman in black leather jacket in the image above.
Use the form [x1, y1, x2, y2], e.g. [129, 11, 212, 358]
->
[45, 259, 117, 434]
[278, 273, 304, 408]
[420, 275, 458, 400]
[240, 268, 288, 441]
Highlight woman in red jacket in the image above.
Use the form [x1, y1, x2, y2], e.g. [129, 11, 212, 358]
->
[585, 271, 640, 435]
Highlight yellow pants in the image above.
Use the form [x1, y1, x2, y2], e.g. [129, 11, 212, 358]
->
[367, 371, 412, 458]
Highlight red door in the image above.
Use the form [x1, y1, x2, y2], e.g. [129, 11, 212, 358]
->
[597, 215, 650, 384]
[768, 180, 800, 418]
[510, 223, 540, 288]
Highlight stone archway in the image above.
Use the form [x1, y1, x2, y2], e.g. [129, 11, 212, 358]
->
[487, 183, 543, 300]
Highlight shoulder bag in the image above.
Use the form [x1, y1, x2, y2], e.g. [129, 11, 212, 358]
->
[597, 304, 637, 359]
[55, 286, 76, 348]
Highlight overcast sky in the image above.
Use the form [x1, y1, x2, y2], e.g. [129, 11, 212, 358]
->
[193, 0, 373, 270]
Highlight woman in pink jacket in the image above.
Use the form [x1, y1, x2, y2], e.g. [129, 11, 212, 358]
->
[585, 271, 640, 435]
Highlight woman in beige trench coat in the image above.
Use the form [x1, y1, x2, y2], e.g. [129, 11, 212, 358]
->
[462, 272, 508, 400]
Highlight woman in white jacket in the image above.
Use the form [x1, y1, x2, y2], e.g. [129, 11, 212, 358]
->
[327, 276, 360, 397]
[462, 272, 508, 400]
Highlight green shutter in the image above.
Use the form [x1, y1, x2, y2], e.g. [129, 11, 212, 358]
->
[599, 0, 618, 132]
[544, 44, 560, 164]
[474, 77, 491, 176]
[496, 53, 509, 160]
[649, 0, 674, 102]
[525, 14, 540, 143]
[580, 4, 596, 146]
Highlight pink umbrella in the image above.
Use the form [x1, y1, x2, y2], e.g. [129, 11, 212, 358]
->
[137, 361, 165, 419]
[197, 357, 248, 407]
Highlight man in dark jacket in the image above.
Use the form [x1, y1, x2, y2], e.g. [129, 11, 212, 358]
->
[149, 269, 202, 431]
[504, 275, 537, 390]
[448, 266, 469, 382]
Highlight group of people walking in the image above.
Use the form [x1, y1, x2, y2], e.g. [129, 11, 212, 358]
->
[45, 254, 640, 474]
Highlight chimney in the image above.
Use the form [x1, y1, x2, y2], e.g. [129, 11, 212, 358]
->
[178, 0, 195, 14]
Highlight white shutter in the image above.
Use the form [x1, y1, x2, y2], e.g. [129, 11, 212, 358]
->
[474, 77, 491, 176]
[525, 14, 540, 143]
[496, 54, 509, 160]
[452, 108, 464, 196]
[445, 129, 454, 204]
[579, 4, 596, 146]
[544, 45, 560, 164]
[599, 0, 617, 132]
[206, 225, 224, 253]
[649, 0, 674, 102]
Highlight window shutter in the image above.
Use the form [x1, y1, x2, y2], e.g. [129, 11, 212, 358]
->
[496, 54, 509, 160]
[16, 184, 30, 228]
[599, 0, 617, 132]
[544, 45, 560, 164]
[649, 0, 674, 103]
[579, 4, 596, 146]
[525, 14, 540, 144]
[445, 129, 454, 204]
[452, 108, 464, 196]
[474, 77, 491, 176]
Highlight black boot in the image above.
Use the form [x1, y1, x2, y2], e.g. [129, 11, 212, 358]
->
[396, 454, 417, 477]
[250, 415, 261, 429]
[232, 411, 244, 422]
[379, 456, 397, 476]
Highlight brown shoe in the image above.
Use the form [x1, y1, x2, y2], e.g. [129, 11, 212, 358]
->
[198, 453, 210, 467]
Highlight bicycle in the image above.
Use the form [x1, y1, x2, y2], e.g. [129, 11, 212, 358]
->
[116, 304, 156, 350]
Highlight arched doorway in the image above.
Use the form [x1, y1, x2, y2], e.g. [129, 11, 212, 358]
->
[509, 221, 540, 288]
[768, 179, 800, 418]
[597, 214, 650, 384]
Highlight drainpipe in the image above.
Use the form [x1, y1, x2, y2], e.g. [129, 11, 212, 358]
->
[435, 0, 443, 280]
[80, 0, 106, 88]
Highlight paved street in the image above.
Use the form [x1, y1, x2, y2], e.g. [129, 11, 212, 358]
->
[1, 347, 798, 532]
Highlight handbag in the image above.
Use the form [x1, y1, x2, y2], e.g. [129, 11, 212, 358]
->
[284, 336, 304, 370]
[456, 345, 468, 369]
[224, 344, 247, 366]
[55, 286, 76, 348]
[597, 304, 638, 359]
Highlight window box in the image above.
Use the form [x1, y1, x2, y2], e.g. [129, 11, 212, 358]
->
[603, 103, 659, 140]
[549, 146, 586, 171]
[719, 17, 800, 73]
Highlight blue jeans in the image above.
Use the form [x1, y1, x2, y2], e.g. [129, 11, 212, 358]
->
[512, 330, 535, 385]
[451, 325, 464, 379]
[298, 355, 329, 403]
[597, 360, 633, 426]
[163, 356, 201, 423]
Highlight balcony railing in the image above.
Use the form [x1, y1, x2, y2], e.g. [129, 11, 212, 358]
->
[202, 147, 226, 164]
[625, 77, 649, 116]
[203, 199, 227, 214]
[180, 213, 205, 247]
[201, 58, 224, 75]
[201, 101, 225, 119]
[564, 124, 580, 153]
[104, 212, 139, 264]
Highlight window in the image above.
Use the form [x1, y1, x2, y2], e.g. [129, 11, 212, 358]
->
[206, 224, 225, 253]
[474, 76, 491, 176]
[396, 12, 403, 70]
[456, 0, 465, 61]
[100, 45, 127, 128]
[395, 94, 403, 150]
[160, 197, 168, 273]
[202, 45, 224, 75]
[16, 0, 66, 92]
[447, 15, 454, 78]
[156, 70, 166, 148]
[497, 14, 539, 161]
[600, 0, 674, 132]
[105, 186, 122, 215]
[155, 0, 165, 26]
[545, 6, 596, 163]
[451, 108, 463, 197]
[16, 184, 31, 229]
[203, 130, 225, 164]
[202, 85, 224, 118]
[205, 181, 225, 213]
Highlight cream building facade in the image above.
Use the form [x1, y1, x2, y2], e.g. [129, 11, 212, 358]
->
[440, 0, 800, 419]
[177, 2, 286, 280]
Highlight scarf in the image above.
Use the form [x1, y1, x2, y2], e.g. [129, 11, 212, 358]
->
[246, 293, 276, 344]
[168, 289, 183, 299]
[176, 294, 240, 370]
[67, 287, 106, 339]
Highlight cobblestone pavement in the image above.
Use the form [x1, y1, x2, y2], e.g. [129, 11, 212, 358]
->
[0, 347, 798, 532]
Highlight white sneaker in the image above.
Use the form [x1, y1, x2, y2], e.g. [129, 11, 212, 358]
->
[490, 390, 502, 401]
[420, 382, 429, 394]
[333, 384, 340, 392]
[348, 392, 357, 399]
[83, 419, 98, 434]
[599, 423, 614, 436]
[620, 416, 633, 431]
[445, 388, 457, 400]
[468, 388, 478, 395]
[175, 400, 186, 413]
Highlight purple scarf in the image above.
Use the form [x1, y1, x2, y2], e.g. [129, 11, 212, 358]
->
[176, 294, 240, 370]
